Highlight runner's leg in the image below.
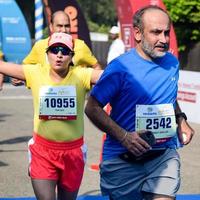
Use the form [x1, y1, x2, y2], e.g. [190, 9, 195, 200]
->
[143, 192, 175, 200]
[57, 185, 79, 200]
[31, 179, 57, 200]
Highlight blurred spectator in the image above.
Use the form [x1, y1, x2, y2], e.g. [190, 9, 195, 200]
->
[107, 26, 125, 64]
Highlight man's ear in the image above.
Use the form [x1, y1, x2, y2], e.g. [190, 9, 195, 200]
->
[133, 27, 142, 42]
[49, 23, 53, 33]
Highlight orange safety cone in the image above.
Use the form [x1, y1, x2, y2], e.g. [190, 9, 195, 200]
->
[89, 104, 111, 171]
[89, 133, 106, 171]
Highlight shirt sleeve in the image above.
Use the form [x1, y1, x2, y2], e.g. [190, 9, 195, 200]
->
[73, 66, 93, 90]
[22, 64, 40, 88]
[23, 40, 43, 64]
[91, 62, 124, 106]
[73, 39, 97, 67]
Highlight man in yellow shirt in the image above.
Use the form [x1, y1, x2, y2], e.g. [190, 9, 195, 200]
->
[24, 10, 101, 68]
[12, 10, 101, 85]
[0, 32, 103, 200]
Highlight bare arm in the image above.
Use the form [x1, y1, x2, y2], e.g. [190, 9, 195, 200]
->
[0, 53, 5, 90]
[92, 62, 103, 70]
[85, 96, 151, 156]
[11, 40, 41, 86]
[0, 61, 25, 80]
[90, 69, 103, 84]
[0, 73, 4, 91]
[175, 100, 194, 145]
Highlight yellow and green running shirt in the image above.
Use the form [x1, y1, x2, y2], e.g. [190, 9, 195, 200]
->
[23, 63, 93, 142]
[23, 37, 97, 67]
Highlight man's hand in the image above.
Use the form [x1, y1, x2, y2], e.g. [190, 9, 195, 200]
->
[121, 130, 152, 157]
[177, 118, 194, 145]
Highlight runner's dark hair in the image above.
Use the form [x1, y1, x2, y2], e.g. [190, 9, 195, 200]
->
[133, 5, 171, 32]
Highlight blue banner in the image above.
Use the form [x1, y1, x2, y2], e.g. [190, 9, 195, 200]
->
[0, 0, 31, 63]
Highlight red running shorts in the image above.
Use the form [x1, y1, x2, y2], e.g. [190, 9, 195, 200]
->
[28, 133, 86, 192]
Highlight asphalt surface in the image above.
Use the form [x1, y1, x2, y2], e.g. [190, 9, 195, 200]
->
[0, 83, 199, 197]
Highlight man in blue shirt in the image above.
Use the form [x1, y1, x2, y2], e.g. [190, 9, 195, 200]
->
[85, 5, 194, 200]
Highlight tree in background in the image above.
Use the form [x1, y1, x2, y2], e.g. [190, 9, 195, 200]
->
[16, 0, 199, 52]
[76, 0, 117, 33]
[163, 0, 200, 51]
[78, 0, 200, 52]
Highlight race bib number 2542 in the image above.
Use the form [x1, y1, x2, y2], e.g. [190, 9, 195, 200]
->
[135, 104, 177, 141]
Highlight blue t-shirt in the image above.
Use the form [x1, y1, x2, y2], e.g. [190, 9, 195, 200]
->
[91, 48, 180, 160]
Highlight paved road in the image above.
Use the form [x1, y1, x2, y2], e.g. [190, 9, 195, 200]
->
[0, 84, 199, 197]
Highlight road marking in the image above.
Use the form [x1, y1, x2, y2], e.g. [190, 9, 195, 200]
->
[0, 96, 32, 100]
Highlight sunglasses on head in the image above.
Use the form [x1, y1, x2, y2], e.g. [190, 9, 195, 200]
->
[48, 46, 73, 56]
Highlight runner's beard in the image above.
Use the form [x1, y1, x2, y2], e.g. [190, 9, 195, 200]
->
[141, 36, 169, 59]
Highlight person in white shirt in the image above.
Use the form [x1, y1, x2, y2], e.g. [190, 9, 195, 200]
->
[107, 26, 125, 64]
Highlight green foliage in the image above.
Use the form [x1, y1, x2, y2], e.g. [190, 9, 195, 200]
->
[163, 0, 200, 51]
[76, 0, 117, 33]
[88, 21, 110, 33]
[43, 27, 49, 39]
[76, 1, 200, 51]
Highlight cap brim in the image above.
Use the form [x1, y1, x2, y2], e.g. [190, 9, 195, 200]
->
[50, 43, 71, 49]
[46, 43, 72, 52]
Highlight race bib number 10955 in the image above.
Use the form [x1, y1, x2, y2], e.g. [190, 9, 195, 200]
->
[39, 86, 77, 120]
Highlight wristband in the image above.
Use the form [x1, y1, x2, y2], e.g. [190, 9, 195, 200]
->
[119, 131, 128, 143]
[176, 112, 187, 123]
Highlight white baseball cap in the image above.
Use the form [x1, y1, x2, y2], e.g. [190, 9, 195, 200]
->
[109, 26, 120, 34]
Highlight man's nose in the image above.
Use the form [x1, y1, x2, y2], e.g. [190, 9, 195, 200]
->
[60, 26, 70, 33]
[159, 32, 168, 43]
[60, 26, 66, 33]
